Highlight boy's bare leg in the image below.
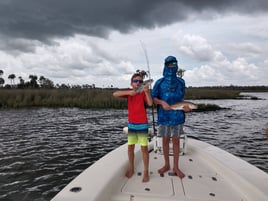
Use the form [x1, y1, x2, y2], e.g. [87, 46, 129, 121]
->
[158, 137, 170, 174]
[141, 145, 149, 182]
[126, 144, 135, 178]
[172, 137, 185, 179]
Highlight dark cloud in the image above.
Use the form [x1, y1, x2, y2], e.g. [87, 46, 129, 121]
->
[0, 0, 267, 51]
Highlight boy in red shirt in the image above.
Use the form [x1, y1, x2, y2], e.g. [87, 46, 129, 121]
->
[113, 71, 153, 182]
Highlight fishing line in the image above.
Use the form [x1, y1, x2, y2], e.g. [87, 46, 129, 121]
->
[139, 41, 157, 136]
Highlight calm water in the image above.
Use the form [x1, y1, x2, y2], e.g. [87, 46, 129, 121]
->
[0, 92, 267, 201]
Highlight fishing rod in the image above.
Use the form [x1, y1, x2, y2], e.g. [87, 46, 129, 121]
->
[140, 41, 157, 136]
[140, 41, 151, 80]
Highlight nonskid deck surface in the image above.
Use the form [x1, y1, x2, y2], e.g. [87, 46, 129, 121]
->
[118, 147, 243, 201]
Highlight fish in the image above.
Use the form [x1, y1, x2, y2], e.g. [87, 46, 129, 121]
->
[170, 101, 198, 110]
[135, 79, 154, 93]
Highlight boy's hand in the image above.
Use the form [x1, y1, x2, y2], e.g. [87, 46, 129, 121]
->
[142, 84, 150, 92]
[183, 105, 192, 112]
[162, 101, 171, 110]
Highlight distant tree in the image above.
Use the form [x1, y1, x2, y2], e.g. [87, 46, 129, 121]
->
[59, 83, 70, 89]
[8, 74, 16, 87]
[0, 77, 4, 87]
[82, 84, 92, 88]
[28, 75, 39, 88]
[39, 76, 46, 88]
[4, 84, 11, 89]
[17, 76, 25, 88]
[72, 85, 82, 89]
[39, 76, 54, 88]
[0, 70, 4, 87]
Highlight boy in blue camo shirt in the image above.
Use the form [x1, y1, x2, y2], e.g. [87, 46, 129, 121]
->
[152, 56, 191, 179]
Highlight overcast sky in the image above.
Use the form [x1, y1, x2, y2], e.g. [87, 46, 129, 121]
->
[0, 0, 267, 88]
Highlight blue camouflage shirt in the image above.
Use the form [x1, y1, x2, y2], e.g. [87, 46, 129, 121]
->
[152, 57, 186, 126]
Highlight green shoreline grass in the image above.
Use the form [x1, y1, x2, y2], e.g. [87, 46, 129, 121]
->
[0, 87, 266, 109]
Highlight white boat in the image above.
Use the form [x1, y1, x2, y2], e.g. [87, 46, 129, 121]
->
[52, 128, 268, 201]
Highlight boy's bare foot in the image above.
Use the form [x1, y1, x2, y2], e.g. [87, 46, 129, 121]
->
[158, 165, 170, 174]
[174, 168, 185, 179]
[125, 169, 134, 178]
[142, 171, 149, 182]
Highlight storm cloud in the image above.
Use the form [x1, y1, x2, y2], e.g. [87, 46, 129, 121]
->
[1, 0, 267, 51]
[0, 0, 267, 87]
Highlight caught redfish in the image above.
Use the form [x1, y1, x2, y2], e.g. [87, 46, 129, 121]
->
[170, 101, 198, 110]
[135, 79, 154, 93]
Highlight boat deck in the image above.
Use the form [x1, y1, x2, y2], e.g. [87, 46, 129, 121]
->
[112, 140, 246, 201]
[120, 152, 240, 201]
[52, 137, 268, 201]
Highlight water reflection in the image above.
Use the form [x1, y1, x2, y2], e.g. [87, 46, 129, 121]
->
[0, 108, 127, 201]
[0, 93, 267, 201]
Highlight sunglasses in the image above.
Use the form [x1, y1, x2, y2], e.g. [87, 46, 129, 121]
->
[166, 61, 177, 65]
[132, 79, 143, 83]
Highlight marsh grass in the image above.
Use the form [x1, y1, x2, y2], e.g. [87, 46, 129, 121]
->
[0, 87, 261, 109]
[185, 88, 240, 99]
[0, 88, 126, 109]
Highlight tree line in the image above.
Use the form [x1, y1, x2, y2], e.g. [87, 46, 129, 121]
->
[0, 70, 96, 89]
[1, 69, 267, 91]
